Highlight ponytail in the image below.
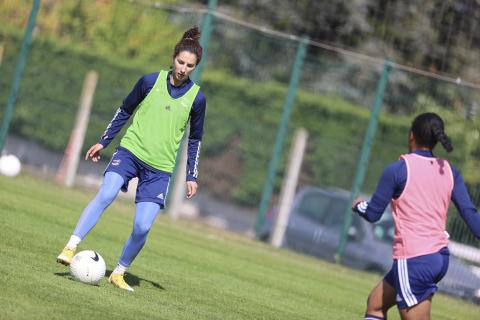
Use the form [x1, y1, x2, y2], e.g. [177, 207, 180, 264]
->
[173, 26, 202, 64]
[431, 122, 453, 152]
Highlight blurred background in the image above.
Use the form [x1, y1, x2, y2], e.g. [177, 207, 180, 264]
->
[1, 0, 480, 302]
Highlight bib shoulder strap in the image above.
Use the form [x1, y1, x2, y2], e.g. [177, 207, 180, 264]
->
[153, 70, 169, 92]
[185, 82, 200, 100]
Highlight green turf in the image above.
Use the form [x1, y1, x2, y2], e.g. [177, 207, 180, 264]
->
[0, 174, 478, 319]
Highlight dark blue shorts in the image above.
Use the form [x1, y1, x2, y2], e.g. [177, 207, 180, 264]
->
[104, 147, 171, 208]
[384, 247, 449, 309]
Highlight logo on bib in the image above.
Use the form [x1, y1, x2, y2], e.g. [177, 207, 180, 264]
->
[165, 105, 171, 111]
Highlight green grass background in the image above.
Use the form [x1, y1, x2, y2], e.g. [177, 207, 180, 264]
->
[0, 173, 478, 319]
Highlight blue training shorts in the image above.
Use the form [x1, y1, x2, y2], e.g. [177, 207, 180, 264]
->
[104, 147, 171, 208]
[384, 247, 449, 309]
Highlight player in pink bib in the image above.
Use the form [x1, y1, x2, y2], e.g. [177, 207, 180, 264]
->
[391, 152, 453, 259]
[353, 113, 480, 320]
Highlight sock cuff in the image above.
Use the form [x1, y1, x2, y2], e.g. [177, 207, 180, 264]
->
[113, 263, 128, 275]
[67, 235, 82, 248]
[364, 315, 385, 320]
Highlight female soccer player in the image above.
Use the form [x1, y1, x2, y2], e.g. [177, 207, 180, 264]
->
[56, 26, 207, 292]
[353, 112, 480, 320]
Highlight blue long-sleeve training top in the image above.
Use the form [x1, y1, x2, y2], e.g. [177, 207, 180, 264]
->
[98, 71, 206, 181]
[354, 149, 480, 239]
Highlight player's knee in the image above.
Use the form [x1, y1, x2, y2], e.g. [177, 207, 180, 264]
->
[96, 188, 117, 205]
[132, 222, 151, 238]
[366, 293, 382, 313]
[366, 292, 374, 307]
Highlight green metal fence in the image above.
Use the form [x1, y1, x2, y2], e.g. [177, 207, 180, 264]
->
[1, 0, 479, 266]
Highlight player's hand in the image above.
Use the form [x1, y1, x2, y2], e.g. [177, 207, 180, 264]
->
[85, 143, 104, 162]
[352, 197, 364, 212]
[186, 181, 198, 199]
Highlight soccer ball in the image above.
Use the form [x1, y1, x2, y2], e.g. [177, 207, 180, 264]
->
[70, 250, 106, 285]
[0, 154, 21, 177]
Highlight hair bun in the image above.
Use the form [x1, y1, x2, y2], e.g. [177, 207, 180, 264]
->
[182, 26, 201, 41]
[173, 26, 203, 64]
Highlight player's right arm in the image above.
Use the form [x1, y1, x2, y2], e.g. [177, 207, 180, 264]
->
[85, 73, 157, 162]
[353, 159, 405, 222]
[85, 143, 104, 162]
[98, 74, 157, 148]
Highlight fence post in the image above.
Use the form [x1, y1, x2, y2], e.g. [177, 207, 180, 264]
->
[56, 71, 98, 187]
[0, 0, 41, 153]
[255, 36, 309, 237]
[270, 128, 308, 247]
[190, 0, 217, 84]
[336, 58, 391, 262]
[167, 0, 217, 218]
[0, 43, 4, 68]
[462, 102, 479, 181]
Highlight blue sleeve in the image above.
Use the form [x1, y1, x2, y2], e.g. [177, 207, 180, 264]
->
[355, 159, 406, 222]
[186, 91, 206, 181]
[451, 165, 480, 239]
[98, 73, 157, 147]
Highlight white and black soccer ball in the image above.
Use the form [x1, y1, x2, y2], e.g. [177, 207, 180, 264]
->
[70, 250, 106, 285]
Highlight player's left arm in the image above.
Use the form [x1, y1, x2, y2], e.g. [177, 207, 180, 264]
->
[186, 91, 206, 199]
[451, 165, 480, 239]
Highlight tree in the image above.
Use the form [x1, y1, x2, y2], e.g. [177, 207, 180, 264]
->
[207, 0, 480, 83]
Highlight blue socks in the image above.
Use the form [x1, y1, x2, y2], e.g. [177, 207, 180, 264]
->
[119, 202, 160, 267]
[71, 171, 160, 269]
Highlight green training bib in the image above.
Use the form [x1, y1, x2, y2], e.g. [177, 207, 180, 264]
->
[120, 70, 200, 172]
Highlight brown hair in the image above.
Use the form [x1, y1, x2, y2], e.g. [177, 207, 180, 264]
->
[173, 26, 203, 64]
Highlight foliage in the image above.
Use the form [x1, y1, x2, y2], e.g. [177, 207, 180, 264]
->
[0, 31, 474, 208]
[6, 0, 480, 87]
[208, 0, 480, 84]
[1, 0, 478, 249]
[0, 0, 189, 67]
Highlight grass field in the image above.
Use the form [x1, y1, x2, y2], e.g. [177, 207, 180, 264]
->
[1, 174, 479, 319]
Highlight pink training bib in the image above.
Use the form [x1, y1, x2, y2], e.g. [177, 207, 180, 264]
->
[391, 153, 453, 259]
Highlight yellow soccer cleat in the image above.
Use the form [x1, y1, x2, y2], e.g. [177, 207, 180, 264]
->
[56, 246, 76, 266]
[108, 273, 134, 292]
